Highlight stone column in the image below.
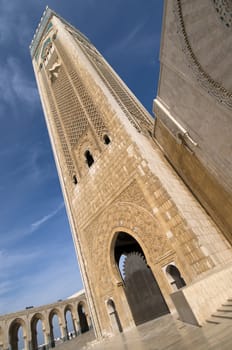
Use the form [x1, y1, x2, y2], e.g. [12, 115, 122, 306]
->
[71, 318, 77, 337]
[60, 325, 68, 342]
[44, 332, 50, 349]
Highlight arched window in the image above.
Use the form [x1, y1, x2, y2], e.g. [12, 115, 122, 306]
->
[77, 303, 89, 333]
[84, 150, 94, 167]
[103, 134, 111, 145]
[72, 174, 78, 185]
[106, 299, 123, 333]
[166, 264, 186, 290]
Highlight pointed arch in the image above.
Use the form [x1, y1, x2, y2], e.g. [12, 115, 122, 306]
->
[30, 313, 46, 350]
[9, 318, 27, 350]
[64, 304, 76, 339]
[49, 309, 62, 347]
[77, 302, 89, 333]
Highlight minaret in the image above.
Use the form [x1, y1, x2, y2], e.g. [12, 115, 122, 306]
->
[31, 8, 232, 338]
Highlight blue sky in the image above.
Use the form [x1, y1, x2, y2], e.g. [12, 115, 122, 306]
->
[0, 0, 163, 314]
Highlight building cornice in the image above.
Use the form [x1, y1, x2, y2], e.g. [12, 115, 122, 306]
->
[29, 6, 53, 59]
[29, 7, 91, 59]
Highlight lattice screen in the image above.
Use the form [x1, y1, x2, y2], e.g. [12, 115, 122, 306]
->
[71, 32, 153, 133]
[52, 65, 89, 146]
[41, 69, 75, 177]
[55, 41, 108, 139]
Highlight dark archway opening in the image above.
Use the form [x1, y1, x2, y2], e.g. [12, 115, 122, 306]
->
[49, 312, 62, 347]
[166, 264, 186, 290]
[103, 134, 111, 145]
[64, 309, 76, 339]
[31, 317, 45, 350]
[72, 174, 78, 185]
[84, 150, 94, 167]
[77, 304, 89, 334]
[9, 322, 25, 350]
[114, 232, 169, 326]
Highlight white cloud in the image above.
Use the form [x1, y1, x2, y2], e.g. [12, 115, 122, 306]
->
[0, 281, 13, 297]
[31, 202, 64, 231]
[0, 0, 14, 43]
[104, 20, 160, 64]
[0, 248, 82, 315]
[23, 201, 65, 235]
[0, 56, 39, 108]
[0, 250, 40, 275]
[105, 21, 145, 56]
[0, 0, 34, 45]
[0, 202, 65, 246]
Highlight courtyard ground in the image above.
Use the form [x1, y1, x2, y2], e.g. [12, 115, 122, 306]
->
[57, 314, 232, 349]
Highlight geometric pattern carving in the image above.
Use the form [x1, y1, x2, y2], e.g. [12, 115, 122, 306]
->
[70, 32, 154, 134]
[55, 41, 108, 140]
[173, 0, 232, 109]
[48, 61, 61, 83]
[52, 65, 89, 147]
[212, 0, 232, 27]
[116, 180, 151, 212]
[42, 69, 75, 177]
[69, 68, 108, 139]
[122, 251, 147, 279]
[43, 39, 111, 179]
[41, 37, 52, 60]
[84, 201, 172, 290]
[73, 128, 100, 177]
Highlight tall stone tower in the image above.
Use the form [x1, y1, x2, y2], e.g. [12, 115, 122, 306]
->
[31, 7, 232, 338]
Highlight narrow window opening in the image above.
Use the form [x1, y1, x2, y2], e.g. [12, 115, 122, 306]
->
[72, 174, 78, 185]
[85, 150, 94, 167]
[103, 134, 111, 145]
[166, 264, 186, 290]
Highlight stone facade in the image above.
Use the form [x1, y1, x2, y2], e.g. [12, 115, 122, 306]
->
[31, 7, 232, 339]
[153, 0, 232, 243]
[0, 291, 90, 350]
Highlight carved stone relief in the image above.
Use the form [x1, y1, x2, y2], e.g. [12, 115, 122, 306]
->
[212, 0, 232, 27]
[83, 201, 171, 291]
[115, 180, 151, 212]
[72, 128, 100, 178]
[173, 0, 232, 108]
[48, 61, 61, 82]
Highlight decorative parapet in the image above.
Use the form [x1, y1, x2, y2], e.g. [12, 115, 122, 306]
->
[29, 7, 91, 59]
[29, 7, 52, 59]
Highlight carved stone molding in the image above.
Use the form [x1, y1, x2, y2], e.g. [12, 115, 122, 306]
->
[173, 0, 232, 108]
[83, 201, 172, 291]
[115, 180, 151, 212]
[72, 127, 100, 177]
[212, 0, 232, 27]
[49, 61, 61, 82]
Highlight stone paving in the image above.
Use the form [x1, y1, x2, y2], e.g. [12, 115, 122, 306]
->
[57, 315, 232, 350]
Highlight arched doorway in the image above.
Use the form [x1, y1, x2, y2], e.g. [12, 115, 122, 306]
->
[49, 310, 62, 347]
[107, 299, 123, 333]
[166, 264, 186, 290]
[64, 307, 76, 339]
[31, 314, 45, 350]
[9, 319, 26, 350]
[114, 231, 169, 325]
[77, 303, 89, 333]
